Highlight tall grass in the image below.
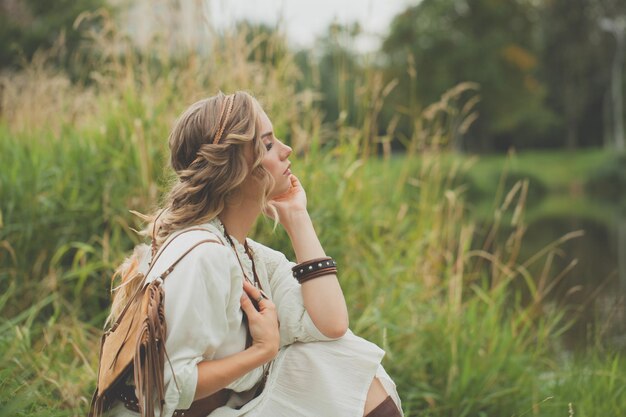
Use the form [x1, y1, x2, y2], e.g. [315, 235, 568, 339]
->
[1, 8, 624, 417]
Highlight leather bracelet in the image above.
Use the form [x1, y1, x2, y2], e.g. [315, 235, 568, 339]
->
[292, 257, 334, 278]
[297, 267, 337, 283]
[292, 257, 337, 282]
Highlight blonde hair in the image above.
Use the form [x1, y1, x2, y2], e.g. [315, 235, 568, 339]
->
[106, 91, 276, 325]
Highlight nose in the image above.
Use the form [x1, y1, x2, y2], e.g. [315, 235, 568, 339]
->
[281, 141, 292, 159]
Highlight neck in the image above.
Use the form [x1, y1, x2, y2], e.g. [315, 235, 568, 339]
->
[218, 196, 262, 244]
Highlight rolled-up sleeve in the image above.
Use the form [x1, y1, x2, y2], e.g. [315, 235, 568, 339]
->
[160, 244, 235, 411]
[260, 246, 338, 346]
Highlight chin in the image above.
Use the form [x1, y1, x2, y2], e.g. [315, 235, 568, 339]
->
[270, 179, 291, 198]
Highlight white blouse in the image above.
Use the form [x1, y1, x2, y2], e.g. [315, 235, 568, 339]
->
[108, 219, 402, 417]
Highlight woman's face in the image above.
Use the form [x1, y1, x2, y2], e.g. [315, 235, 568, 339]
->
[258, 110, 292, 198]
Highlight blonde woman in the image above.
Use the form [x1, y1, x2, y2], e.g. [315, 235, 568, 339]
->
[105, 91, 403, 417]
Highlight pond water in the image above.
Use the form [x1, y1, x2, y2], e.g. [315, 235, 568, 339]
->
[523, 214, 625, 351]
[472, 198, 626, 352]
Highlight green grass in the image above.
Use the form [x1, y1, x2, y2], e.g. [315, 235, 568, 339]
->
[464, 148, 609, 192]
[457, 150, 618, 225]
[382, 147, 611, 193]
[1, 15, 624, 417]
[373, 148, 618, 226]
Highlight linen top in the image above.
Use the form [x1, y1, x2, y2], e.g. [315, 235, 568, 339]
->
[135, 219, 335, 415]
[108, 218, 401, 417]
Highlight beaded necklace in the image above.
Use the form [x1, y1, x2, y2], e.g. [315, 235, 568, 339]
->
[220, 219, 270, 392]
[220, 220, 263, 290]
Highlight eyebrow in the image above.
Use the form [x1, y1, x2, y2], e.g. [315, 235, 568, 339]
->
[261, 131, 273, 140]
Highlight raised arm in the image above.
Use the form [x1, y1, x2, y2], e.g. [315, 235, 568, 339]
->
[269, 175, 349, 339]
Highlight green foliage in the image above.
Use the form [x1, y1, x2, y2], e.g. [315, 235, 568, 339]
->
[459, 148, 609, 194]
[585, 153, 626, 205]
[1, 12, 625, 417]
[234, 21, 290, 67]
[292, 21, 390, 160]
[382, 0, 558, 151]
[539, 352, 626, 416]
[0, 0, 112, 76]
[307, 23, 363, 126]
[539, 0, 626, 150]
[0, 286, 100, 416]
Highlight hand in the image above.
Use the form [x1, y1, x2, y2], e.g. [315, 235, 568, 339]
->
[265, 174, 308, 226]
[240, 280, 280, 361]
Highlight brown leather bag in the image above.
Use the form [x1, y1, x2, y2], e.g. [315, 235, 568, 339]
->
[89, 228, 226, 417]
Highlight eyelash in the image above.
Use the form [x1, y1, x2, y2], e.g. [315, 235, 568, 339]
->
[265, 141, 273, 151]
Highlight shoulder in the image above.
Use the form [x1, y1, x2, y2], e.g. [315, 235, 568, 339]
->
[155, 229, 243, 302]
[247, 239, 285, 261]
[247, 239, 292, 275]
[174, 229, 238, 270]
[167, 228, 227, 257]
[149, 228, 237, 278]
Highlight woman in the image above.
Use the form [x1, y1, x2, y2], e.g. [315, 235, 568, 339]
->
[106, 91, 403, 417]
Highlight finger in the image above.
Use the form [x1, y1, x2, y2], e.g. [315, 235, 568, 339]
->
[242, 279, 262, 299]
[242, 281, 269, 310]
[240, 293, 259, 317]
[242, 280, 269, 301]
[272, 186, 298, 202]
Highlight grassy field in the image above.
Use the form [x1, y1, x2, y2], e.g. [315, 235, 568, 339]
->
[1, 18, 625, 417]
[462, 148, 609, 191]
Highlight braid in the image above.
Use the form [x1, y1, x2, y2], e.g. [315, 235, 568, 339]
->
[109, 91, 276, 319]
[145, 92, 267, 248]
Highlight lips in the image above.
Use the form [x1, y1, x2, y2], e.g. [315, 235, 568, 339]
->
[283, 164, 291, 176]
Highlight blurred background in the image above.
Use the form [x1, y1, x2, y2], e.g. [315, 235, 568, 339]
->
[1, 0, 625, 416]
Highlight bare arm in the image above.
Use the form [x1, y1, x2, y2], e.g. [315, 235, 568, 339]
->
[194, 346, 271, 400]
[194, 281, 279, 400]
[269, 175, 349, 339]
[284, 210, 349, 338]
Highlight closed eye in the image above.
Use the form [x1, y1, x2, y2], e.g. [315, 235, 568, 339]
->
[261, 131, 274, 151]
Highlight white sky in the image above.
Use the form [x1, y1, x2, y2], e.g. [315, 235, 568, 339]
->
[205, 0, 412, 52]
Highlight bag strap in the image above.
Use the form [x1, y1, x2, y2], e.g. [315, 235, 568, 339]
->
[109, 227, 222, 332]
[157, 235, 221, 282]
[146, 226, 223, 279]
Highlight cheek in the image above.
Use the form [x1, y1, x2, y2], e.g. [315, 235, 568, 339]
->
[261, 156, 280, 175]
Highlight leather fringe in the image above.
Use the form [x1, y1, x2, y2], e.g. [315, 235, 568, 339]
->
[90, 234, 222, 417]
[134, 280, 167, 417]
[89, 390, 107, 417]
[89, 326, 109, 417]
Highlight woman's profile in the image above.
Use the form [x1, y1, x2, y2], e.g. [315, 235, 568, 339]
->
[102, 91, 403, 417]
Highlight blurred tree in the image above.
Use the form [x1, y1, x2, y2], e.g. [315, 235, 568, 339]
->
[235, 21, 289, 66]
[382, 0, 558, 152]
[0, 0, 110, 73]
[295, 22, 399, 155]
[539, 0, 624, 150]
[597, 7, 626, 152]
[306, 22, 363, 126]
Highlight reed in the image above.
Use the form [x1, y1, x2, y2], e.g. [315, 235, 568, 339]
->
[0, 8, 623, 417]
